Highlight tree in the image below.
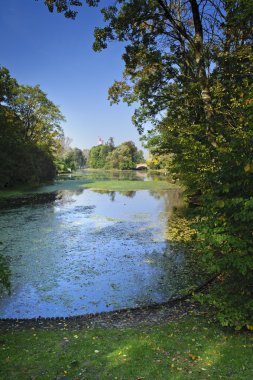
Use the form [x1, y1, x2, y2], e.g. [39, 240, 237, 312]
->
[0, 66, 18, 104]
[64, 147, 86, 170]
[0, 67, 65, 187]
[87, 143, 112, 168]
[87, 140, 143, 169]
[146, 152, 173, 171]
[105, 141, 144, 169]
[82, 148, 90, 163]
[9, 84, 65, 154]
[106, 136, 115, 149]
[37, 0, 83, 19]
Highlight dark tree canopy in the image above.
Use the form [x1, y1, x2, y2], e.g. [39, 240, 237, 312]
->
[0, 66, 65, 187]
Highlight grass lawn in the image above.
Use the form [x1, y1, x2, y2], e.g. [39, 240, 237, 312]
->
[0, 316, 252, 380]
[81, 180, 177, 192]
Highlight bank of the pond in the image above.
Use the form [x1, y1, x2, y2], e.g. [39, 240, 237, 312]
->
[0, 182, 49, 208]
[0, 188, 31, 201]
[0, 299, 198, 331]
[0, 305, 252, 380]
[0, 191, 61, 209]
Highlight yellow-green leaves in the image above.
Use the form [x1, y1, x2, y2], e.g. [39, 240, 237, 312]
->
[244, 163, 252, 173]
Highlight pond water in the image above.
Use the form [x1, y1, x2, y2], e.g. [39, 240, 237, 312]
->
[0, 171, 201, 318]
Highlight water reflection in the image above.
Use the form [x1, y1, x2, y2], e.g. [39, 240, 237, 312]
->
[0, 252, 11, 294]
[58, 169, 170, 183]
[91, 190, 137, 201]
[61, 169, 147, 182]
[0, 175, 201, 318]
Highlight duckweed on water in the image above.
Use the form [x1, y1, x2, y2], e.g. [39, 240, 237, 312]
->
[0, 171, 200, 319]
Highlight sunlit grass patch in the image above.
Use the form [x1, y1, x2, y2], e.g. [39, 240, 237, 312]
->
[81, 180, 177, 191]
[0, 316, 252, 380]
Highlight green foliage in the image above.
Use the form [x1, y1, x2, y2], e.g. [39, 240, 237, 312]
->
[146, 152, 173, 171]
[0, 66, 18, 103]
[99, 0, 253, 329]
[87, 144, 113, 168]
[105, 141, 144, 169]
[8, 84, 65, 153]
[61, 147, 86, 171]
[36, 0, 82, 19]
[81, 179, 175, 191]
[0, 67, 65, 188]
[88, 140, 144, 170]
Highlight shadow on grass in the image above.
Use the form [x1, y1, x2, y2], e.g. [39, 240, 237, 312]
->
[0, 317, 252, 380]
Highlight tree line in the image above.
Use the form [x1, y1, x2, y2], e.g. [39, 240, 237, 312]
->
[41, 0, 253, 329]
[87, 138, 144, 170]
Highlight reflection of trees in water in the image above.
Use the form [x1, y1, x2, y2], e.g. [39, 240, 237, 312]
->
[149, 189, 183, 217]
[135, 171, 147, 180]
[91, 190, 116, 202]
[0, 199, 69, 305]
[62, 169, 173, 183]
[107, 191, 116, 202]
[91, 190, 137, 201]
[71, 188, 85, 196]
[80, 169, 143, 182]
[147, 171, 171, 182]
[56, 188, 85, 204]
[119, 191, 136, 198]
[0, 246, 11, 294]
[90, 187, 181, 207]
[127, 240, 206, 307]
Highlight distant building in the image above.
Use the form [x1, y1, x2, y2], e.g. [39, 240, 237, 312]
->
[98, 137, 104, 145]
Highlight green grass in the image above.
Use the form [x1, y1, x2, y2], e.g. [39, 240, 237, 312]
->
[81, 180, 177, 191]
[0, 316, 252, 380]
[0, 189, 28, 200]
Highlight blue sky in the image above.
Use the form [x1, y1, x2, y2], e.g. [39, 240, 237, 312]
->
[0, 0, 145, 151]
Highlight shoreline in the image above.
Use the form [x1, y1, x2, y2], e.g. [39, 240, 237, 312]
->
[0, 275, 217, 331]
[0, 299, 206, 331]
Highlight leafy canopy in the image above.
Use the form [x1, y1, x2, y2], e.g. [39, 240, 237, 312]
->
[0, 66, 65, 187]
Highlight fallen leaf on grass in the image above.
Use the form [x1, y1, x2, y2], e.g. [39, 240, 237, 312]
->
[188, 353, 200, 361]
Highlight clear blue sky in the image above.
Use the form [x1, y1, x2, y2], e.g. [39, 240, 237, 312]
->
[0, 0, 145, 151]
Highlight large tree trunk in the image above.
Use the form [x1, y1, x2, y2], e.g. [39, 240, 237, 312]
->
[189, 0, 213, 120]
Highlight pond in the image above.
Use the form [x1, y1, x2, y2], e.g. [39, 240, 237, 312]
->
[0, 171, 202, 318]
